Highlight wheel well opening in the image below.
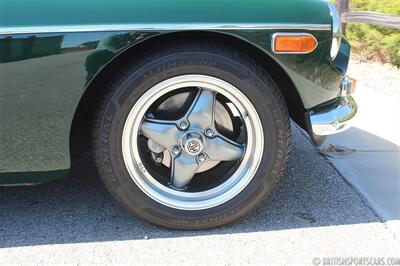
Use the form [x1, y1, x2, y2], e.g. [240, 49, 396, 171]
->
[69, 31, 306, 160]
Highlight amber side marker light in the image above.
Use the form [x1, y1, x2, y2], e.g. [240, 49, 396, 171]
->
[273, 33, 318, 54]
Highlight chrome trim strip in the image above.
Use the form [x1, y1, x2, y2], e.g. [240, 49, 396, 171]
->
[328, 2, 342, 60]
[328, 3, 341, 36]
[0, 23, 331, 35]
[271, 32, 318, 54]
[0, 183, 36, 187]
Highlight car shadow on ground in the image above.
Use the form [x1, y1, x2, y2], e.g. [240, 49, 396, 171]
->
[0, 125, 380, 248]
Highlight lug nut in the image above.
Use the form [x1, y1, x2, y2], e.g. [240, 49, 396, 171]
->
[205, 128, 214, 137]
[179, 121, 189, 130]
[171, 146, 181, 155]
[197, 153, 207, 162]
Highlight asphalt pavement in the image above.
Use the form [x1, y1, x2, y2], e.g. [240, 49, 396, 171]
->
[1, 124, 399, 265]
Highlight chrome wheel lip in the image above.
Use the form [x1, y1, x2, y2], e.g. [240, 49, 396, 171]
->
[122, 75, 264, 210]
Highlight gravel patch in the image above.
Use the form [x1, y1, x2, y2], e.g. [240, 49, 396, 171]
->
[348, 59, 400, 99]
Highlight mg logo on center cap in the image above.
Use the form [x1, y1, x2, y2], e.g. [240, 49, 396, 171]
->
[182, 131, 205, 155]
[187, 140, 201, 153]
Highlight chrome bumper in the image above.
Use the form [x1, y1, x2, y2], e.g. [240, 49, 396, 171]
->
[309, 76, 357, 136]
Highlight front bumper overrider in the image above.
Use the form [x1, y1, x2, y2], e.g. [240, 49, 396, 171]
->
[308, 76, 357, 136]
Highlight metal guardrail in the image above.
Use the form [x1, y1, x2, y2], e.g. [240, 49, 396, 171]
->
[335, 0, 400, 32]
[341, 11, 400, 29]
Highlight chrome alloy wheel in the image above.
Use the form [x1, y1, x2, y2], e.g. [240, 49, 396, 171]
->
[122, 75, 264, 210]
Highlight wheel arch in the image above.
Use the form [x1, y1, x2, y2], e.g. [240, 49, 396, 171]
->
[70, 30, 306, 159]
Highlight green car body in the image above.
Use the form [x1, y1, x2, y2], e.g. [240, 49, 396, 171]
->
[0, 0, 354, 185]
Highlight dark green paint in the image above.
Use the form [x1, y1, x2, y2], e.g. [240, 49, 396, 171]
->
[1, 0, 331, 27]
[0, 0, 350, 185]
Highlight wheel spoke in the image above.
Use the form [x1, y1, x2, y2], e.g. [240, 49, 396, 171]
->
[205, 135, 244, 162]
[171, 153, 200, 189]
[186, 89, 215, 130]
[140, 118, 180, 149]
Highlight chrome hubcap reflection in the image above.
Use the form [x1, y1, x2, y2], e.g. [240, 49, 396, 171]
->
[122, 75, 264, 210]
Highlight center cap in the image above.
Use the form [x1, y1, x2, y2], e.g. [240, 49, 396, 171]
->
[182, 132, 205, 155]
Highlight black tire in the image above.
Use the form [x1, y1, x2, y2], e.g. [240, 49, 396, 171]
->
[93, 40, 292, 229]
